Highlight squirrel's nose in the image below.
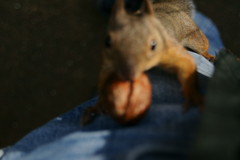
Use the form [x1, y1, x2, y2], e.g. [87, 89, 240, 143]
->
[117, 67, 138, 81]
[115, 57, 141, 81]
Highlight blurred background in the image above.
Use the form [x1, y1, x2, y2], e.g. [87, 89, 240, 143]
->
[0, 0, 239, 147]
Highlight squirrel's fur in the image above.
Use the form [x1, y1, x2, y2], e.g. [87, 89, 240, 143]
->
[81, 0, 214, 125]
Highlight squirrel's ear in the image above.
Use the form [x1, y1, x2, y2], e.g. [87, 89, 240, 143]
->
[112, 0, 126, 18]
[143, 0, 154, 15]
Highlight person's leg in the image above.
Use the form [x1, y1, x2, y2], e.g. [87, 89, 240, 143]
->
[1, 1, 225, 160]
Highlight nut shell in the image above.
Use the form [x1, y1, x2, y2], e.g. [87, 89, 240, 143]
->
[103, 73, 152, 124]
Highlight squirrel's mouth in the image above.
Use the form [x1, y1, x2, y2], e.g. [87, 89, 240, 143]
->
[116, 69, 141, 81]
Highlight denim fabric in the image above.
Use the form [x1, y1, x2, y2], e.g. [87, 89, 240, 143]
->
[1, 8, 224, 160]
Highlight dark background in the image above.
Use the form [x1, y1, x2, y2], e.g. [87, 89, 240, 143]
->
[0, 0, 239, 147]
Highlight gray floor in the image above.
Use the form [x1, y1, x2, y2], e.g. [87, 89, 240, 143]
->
[0, 0, 239, 147]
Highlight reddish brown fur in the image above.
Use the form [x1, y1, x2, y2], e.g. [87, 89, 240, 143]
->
[81, 0, 212, 125]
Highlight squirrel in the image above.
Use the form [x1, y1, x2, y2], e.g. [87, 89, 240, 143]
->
[81, 0, 214, 125]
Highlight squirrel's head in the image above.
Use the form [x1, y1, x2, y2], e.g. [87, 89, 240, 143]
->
[103, 0, 166, 80]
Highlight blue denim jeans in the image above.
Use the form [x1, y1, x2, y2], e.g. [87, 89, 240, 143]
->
[1, 9, 224, 160]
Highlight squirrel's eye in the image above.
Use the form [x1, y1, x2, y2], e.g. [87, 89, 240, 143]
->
[105, 35, 112, 48]
[150, 40, 156, 51]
